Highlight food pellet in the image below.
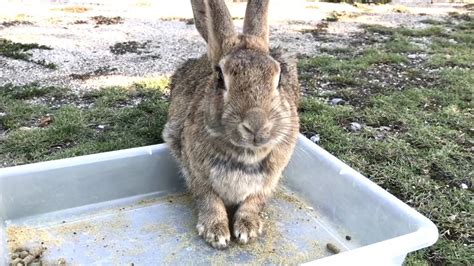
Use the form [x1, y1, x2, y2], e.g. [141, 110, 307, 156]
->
[23, 254, 35, 264]
[19, 251, 29, 259]
[326, 243, 340, 254]
[11, 253, 19, 260]
[57, 258, 67, 266]
[345, 235, 352, 241]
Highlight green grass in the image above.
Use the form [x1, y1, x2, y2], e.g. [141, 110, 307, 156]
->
[299, 16, 474, 264]
[420, 18, 445, 25]
[0, 80, 169, 165]
[363, 24, 447, 38]
[299, 68, 473, 265]
[0, 39, 57, 69]
[384, 34, 422, 53]
[300, 49, 407, 74]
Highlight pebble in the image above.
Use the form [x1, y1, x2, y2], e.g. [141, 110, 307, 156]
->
[310, 134, 321, 144]
[329, 98, 346, 106]
[326, 243, 340, 254]
[375, 133, 386, 141]
[460, 183, 468, 190]
[448, 39, 457, 44]
[349, 122, 362, 132]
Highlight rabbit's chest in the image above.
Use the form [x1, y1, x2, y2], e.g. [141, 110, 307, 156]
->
[209, 159, 267, 205]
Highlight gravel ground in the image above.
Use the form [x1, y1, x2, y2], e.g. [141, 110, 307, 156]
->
[0, 0, 467, 92]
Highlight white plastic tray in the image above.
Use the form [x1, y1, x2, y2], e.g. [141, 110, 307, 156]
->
[0, 134, 438, 265]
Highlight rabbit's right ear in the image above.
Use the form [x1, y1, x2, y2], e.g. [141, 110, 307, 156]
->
[193, 0, 236, 66]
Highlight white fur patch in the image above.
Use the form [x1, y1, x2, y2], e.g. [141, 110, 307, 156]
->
[219, 57, 231, 103]
[209, 166, 265, 205]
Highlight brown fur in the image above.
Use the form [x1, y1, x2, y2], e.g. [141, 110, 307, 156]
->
[163, 0, 299, 248]
[244, 0, 270, 47]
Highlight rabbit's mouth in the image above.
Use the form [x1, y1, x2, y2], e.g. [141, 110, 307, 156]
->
[228, 137, 273, 150]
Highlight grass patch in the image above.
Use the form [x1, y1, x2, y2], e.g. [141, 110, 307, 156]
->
[420, 18, 445, 25]
[91, 16, 124, 25]
[299, 15, 474, 264]
[428, 19, 474, 67]
[384, 34, 422, 53]
[363, 24, 446, 37]
[109, 41, 151, 55]
[299, 68, 473, 264]
[299, 48, 408, 101]
[300, 49, 406, 74]
[319, 46, 351, 54]
[361, 17, 473, 69]
[0, 80, 169, 165]
[0, 20, 33, 27]
[0, 39, 57, 69]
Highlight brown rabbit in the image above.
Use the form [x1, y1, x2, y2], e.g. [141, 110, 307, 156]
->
[162, 0, 299, 249]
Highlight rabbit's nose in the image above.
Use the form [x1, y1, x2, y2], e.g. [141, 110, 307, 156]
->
[241, 110, 272, 146]
[241, 122, 272, 146]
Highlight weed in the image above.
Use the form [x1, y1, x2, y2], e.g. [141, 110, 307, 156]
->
[0, 39, 57, 69]
[109, 41, 151, 55]
[91, 16, 123, 25]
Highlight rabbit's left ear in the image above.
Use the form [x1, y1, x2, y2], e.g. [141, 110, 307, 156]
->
[243, 0, 270, 48]
[205, 0, 237, 66]
[191, 0, 209, 43]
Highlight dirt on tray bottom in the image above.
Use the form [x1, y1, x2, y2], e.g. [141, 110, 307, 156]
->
[6, 188, 340, 264]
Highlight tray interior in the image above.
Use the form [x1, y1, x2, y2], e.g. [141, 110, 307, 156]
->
[4, 186, 357, 265]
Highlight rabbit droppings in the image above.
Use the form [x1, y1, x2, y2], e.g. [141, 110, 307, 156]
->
[163, 0, 300, 249]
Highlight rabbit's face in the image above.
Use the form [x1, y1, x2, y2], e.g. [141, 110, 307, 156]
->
[208, 49, 294, 150]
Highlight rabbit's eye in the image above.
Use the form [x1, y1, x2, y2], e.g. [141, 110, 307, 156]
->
[215, 66, 224, 80]
[214, 66, 226, 91]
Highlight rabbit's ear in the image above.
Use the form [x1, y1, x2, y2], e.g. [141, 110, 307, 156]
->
[191, 0, 209, 42]
[204, 0, 236, 65]
[243, 0, 270, 48]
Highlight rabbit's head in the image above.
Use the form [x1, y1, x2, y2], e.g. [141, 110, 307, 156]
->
[192, 0, 298, 149]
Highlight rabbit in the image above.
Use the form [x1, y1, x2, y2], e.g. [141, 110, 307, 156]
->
[162, 0, 299, 249]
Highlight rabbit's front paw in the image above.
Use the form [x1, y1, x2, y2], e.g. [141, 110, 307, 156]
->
[233, 213, 263, 244]
[196, 220, 230, 249]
